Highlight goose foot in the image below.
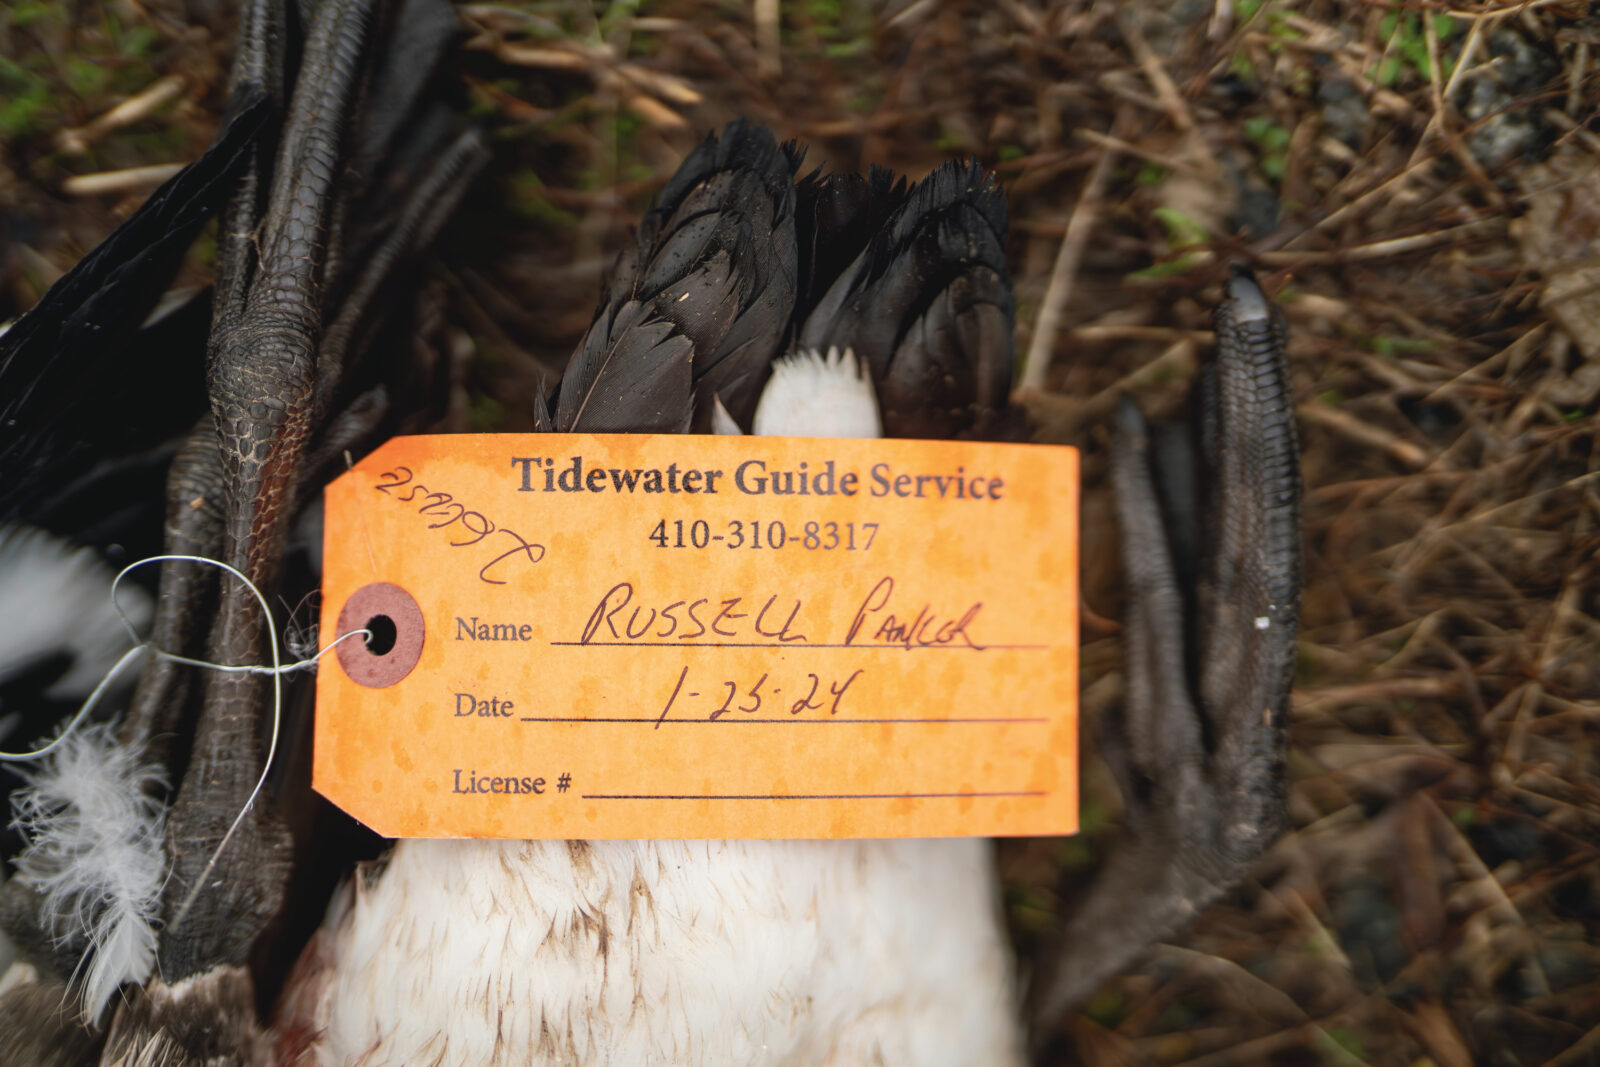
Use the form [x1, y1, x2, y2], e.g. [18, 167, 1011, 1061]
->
[1028, 267, 1302, 1046]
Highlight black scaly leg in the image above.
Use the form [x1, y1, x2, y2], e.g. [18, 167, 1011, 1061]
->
[1028, 267, 1301, 1044]
[119, 420, 226, 755]
[0, 0, 477, 1055]
[117, 0, 283, 761]
[158, 0, 378, 981]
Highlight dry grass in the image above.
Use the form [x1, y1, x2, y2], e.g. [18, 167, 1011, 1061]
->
[3, 1, 1597, 1064]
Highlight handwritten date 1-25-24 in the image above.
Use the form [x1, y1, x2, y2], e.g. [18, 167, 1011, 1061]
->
[655, 666, 865, 727]
[374, 466, 545, 584]
[648, 519, 878, 551]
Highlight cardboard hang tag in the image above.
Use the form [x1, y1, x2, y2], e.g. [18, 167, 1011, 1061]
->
[315, 433, 1078, 840]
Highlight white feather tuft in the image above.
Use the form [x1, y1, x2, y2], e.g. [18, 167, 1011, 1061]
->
[752, 346, 883, 439]
[708, 394, 744, 436]
[10, 722, 167, 1020]
[0, 525, 152, 700]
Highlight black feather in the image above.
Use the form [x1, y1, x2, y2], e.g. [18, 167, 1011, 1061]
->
[0, 95, 271, 523]
[555, 120, 800, 431]
[796, 159, 1013, 438]
[555, 300, 695, 432]
[793, 163, 906, 331]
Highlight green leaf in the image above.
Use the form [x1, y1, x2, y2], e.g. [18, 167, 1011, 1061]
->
[1127, 251, 1202, 281]
[0, 82, 49, 136]
[1084, 987, 1128, 1027]
[597, 0, 642, 40]
[506, 170, 580, 229]
[9, 2, 55, 28]
[117, 24, 158, 60]
[468, 392, 508, 433]
[1317, 1026, 1368, 1063]
[1266, 11, 1302, 40]
[1153, 206, 1209, 248]
[65, 55, 108, 99]
[823, 36, 871, 59]
[1135, 161, 1165, 186]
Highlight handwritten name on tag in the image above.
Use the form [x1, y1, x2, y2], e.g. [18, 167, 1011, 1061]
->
[315, 434, 1078, 839]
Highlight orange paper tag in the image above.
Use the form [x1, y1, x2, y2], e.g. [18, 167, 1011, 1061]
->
[315, 434, 1078, 839]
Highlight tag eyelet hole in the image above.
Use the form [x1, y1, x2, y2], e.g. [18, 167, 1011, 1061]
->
[336, 582, 424, 688]
[364, 614, 398, 655]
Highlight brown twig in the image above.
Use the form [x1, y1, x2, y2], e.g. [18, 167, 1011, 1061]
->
[1017, 115, 1125, 393]
[61, 163, 186, 197]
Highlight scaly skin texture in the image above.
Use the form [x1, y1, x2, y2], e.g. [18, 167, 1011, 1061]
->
[212, 0, 282, 332]
[121, 420, 226, 754]
[159, 0, 378, 980]
[1028, 268, 1301, 1042]
[115, 0, 281, 772]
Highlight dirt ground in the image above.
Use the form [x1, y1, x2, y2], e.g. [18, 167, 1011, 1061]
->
[2, 1, 1598, 1064]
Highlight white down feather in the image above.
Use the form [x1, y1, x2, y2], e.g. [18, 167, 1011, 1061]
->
[9, 722, 167, 1020]
[279, 839, 1021, 1065]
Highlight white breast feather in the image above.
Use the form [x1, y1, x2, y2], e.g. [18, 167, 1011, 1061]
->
[281, 840, 1021, 1065]
[0, 524, 151, 703]
[279, 344, 1024, 1064]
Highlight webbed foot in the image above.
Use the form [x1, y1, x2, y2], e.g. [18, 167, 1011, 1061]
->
[1029, 267, 1301, 1043]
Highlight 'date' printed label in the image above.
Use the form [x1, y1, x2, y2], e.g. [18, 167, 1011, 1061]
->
[315, 434, 1078, 839]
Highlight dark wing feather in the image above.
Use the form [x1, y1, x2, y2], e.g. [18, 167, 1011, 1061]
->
[555, 120, 800, 431]
[792, 163, 906, 333]
[0, 95, 271, 522]
[797, 159, 1013, 438]
[555, 301, 695, 432]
